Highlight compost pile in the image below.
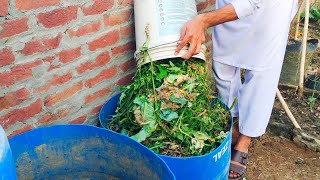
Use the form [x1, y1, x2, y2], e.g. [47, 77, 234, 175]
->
[107, 55, 231, 157]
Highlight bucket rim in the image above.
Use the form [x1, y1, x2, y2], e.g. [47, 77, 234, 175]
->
[134, 41, 207, 65]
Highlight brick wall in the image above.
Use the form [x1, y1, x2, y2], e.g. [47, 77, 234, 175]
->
[0, 0, 215, 137]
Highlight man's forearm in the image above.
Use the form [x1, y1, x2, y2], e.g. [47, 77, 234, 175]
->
[199, 4, 238, 29]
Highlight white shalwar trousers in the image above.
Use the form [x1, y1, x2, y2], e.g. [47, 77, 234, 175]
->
[213, 59, 284, 137]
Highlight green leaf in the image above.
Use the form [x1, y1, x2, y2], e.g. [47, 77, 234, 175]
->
[121, 129, 129, 136]
[184, 82, 197, 93]
[167, 74, 178, 84]
[119, 93, 126, 103]
[133, 96, 147, 106]
[213, 123, 223, 131]
[177, 133, 184, 141]
[170, 94, 189, 106]
[131, 128, 152, 142]
[156, 65, 168, 81]
[131, 100, 157, 142]
[168, 61, 181, 73]
[141, 101, 156, 122]
[160, 108, 179, 122]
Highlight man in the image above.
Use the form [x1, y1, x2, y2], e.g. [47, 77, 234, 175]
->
[175, 0, 298, 179]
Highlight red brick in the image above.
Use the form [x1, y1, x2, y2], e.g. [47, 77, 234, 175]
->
[0, 0, 9, 16]
[85, 88, 110, 104]
[0, 48, 15, 67]
[85, 65, 117, 88]
[76, 51, 110, 74]
[44, 82, 83, 107]
[68, 21, 101, 38]
[0, 88, 30, 111]
[209, 0, 215, 6]
[0, 60, 42, 87]
[69, 115, 87, 124]
[0, 17, 29, 39]
[58, 47, 81, 64]
[118, 0, 133, 7]
[197, 2, 209, 12]
[35, 72, 72, 93]
[21, 33, 62, 56]
[38, 109, 71, 125]
[82, 0, 114, 16]
[104, 9, 132, 27]
[41, 55, 61, 72]
[0, 99, 42, 129]
[88, 30, 119, 51]
[15, 0, 60, 10]
[8, 124, 33, 138]
[0, 72, 13, 87]
[117, 73, 134, 86]
[37, 6, 78, 28]
[120, 23, 135, 37]
[91, 104, 102, 115]
[96, 51, 110, 63]
[111, 41, 135, 55]
[120, 59, 135, 72]
[10, 60, 42, 82]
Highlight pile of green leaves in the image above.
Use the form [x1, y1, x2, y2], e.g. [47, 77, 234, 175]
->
[107, 58, 231, 157]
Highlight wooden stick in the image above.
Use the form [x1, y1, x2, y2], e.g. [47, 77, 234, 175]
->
[298, 0, 311, 97]
[295, 0, 306, 40]
[276, 89, 302, 129]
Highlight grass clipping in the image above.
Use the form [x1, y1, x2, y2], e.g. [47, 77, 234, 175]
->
[107, 57, 231, 157]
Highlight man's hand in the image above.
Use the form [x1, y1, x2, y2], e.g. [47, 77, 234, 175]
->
[175, 15, 207, 59]
[174, 4, 238, 59]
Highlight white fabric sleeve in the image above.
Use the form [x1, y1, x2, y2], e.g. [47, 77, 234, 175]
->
[230, 0, 262, 19]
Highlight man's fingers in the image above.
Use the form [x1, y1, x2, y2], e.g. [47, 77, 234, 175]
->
[182, 42, 196, 59]
[175, 38, 189, 56]
[195, 43, 201, 55]
[175, 26, 188, 55]
[179, 26, 187, 41]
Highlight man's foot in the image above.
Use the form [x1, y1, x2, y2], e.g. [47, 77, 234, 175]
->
[232, 118, 240, 145]
[228, 135, 251, 179]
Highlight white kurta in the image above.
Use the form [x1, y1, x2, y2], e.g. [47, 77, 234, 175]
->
[212, 0, 299, 71]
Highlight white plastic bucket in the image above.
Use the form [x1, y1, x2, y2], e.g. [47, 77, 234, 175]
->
[134, 0, 207, 65]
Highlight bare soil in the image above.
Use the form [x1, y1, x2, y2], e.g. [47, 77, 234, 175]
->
[246, 135, 320, 179]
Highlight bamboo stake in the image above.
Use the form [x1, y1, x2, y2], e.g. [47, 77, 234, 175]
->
[298, 0, 311, 97]
[276, 89, 301, 129]
[294, 0, 306, 40]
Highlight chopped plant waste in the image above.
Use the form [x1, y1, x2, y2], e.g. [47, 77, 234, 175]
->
[107, 58, 231, 157]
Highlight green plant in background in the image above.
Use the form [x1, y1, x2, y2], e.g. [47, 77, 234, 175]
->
[307, 80, 319, 109]
[308, 95, 317, 109]
[301, 2, 320, 21]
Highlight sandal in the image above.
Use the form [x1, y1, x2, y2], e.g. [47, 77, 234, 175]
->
[228, 149, 248, 180]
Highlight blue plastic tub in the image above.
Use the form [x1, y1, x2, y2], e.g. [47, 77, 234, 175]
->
[0, 126, 17, 179]
[99, 94, 232, 180]
[8, 125, 175, 180]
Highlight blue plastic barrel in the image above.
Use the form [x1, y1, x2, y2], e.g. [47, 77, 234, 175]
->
[8, 125, 175, 180]
[0, 126, 17, 179]
[100, 94, 232, 180]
